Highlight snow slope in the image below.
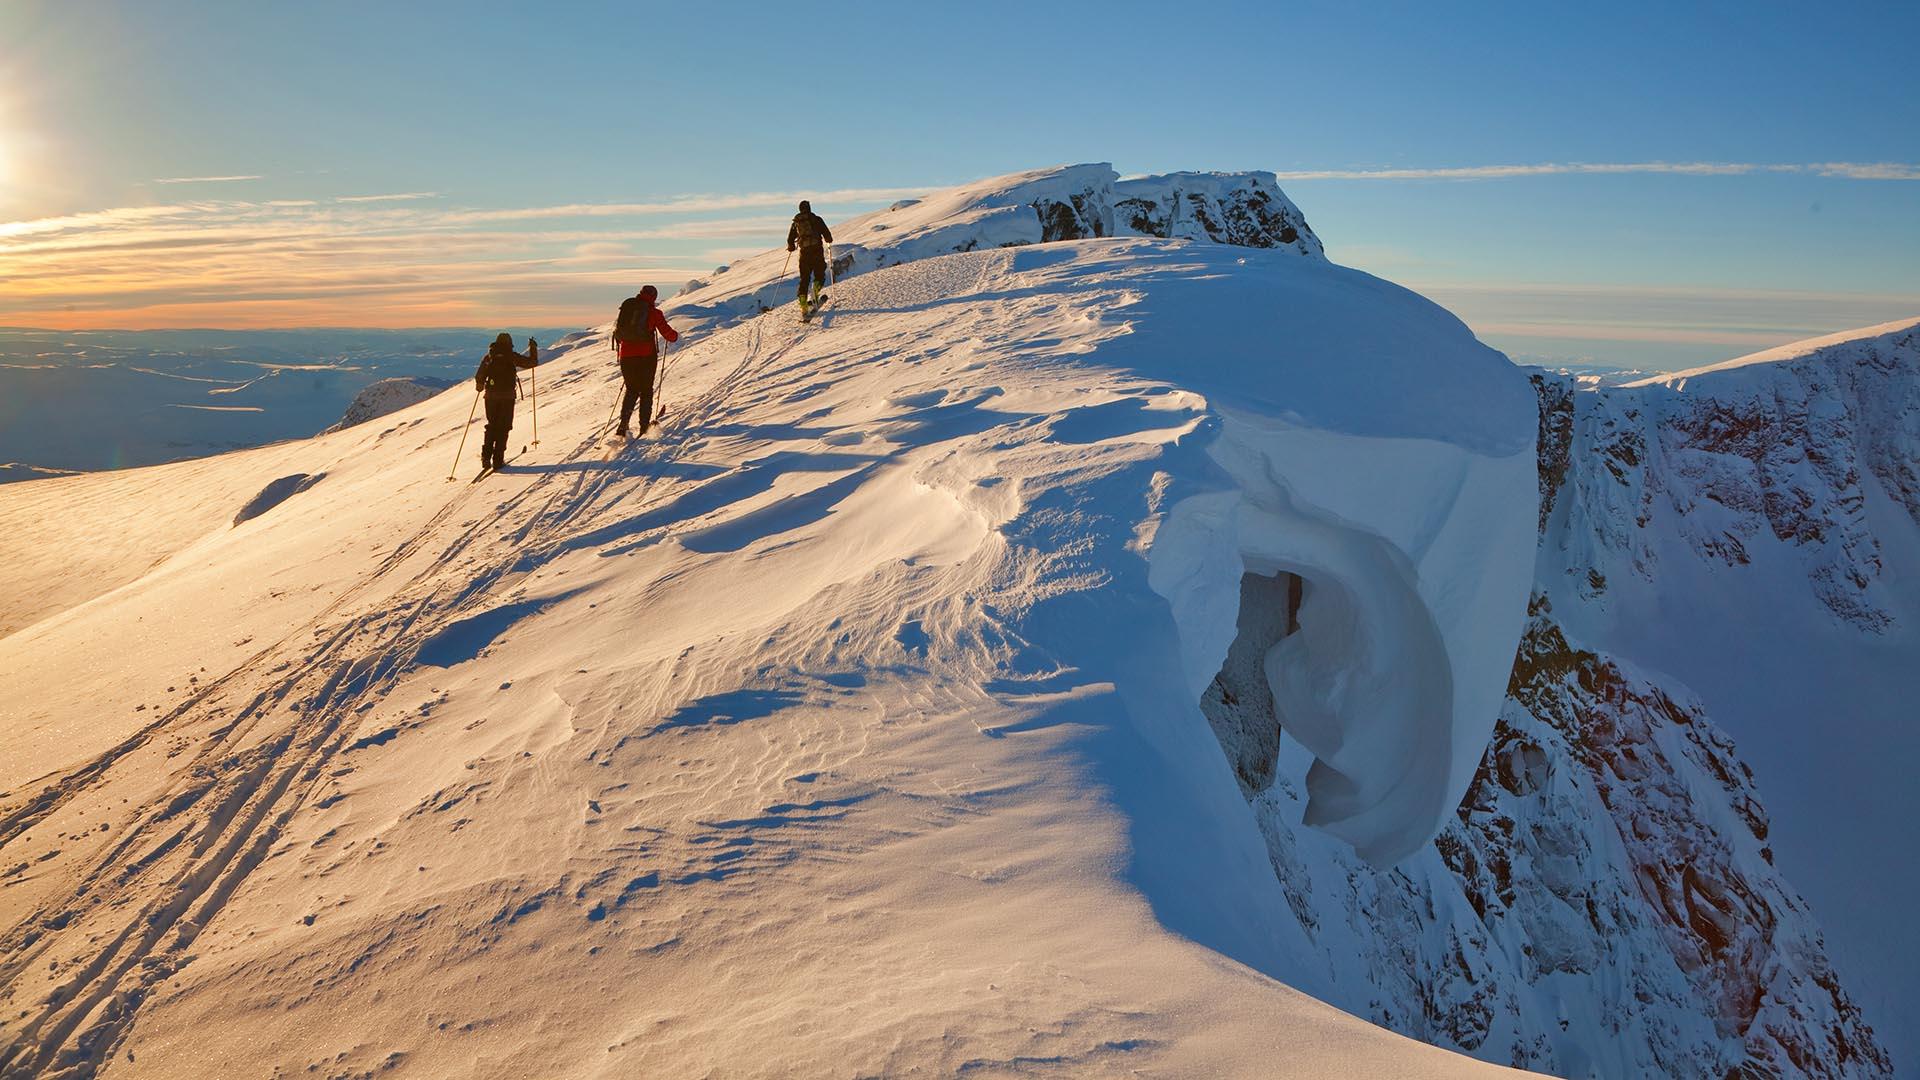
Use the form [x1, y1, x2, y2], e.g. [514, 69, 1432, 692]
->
[0, 222, 1534, 1074]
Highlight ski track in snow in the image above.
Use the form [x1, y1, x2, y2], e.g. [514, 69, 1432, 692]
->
[0, 307, 817, 1076]
[0, 230, 1539, 1077]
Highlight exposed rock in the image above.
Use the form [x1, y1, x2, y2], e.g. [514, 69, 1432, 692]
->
[1114, 171, 1323, 257]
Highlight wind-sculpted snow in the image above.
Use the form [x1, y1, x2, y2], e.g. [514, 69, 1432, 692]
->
[1149, 413, 1536, 866]
[0, 236, 1530, 1078]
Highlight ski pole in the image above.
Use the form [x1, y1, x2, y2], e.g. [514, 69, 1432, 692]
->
[529, 361, 539, 448]
[607, 346, 625, 430]
[655, 339, 673, 421]
[449, 391, 481, 481]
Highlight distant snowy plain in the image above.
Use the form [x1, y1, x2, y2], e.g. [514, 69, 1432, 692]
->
[0, 328, 566, 482]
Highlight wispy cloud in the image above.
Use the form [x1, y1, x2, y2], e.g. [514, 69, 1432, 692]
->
[1808, 162, 1920, 180]
[152, 174, 264, 184]
[0, 185, 931, 328]
[1414, 281, 1920, 350]
[442, 186, 930, 224]
[1273, 161, 1920, 181]
[334, 192, 442, 203]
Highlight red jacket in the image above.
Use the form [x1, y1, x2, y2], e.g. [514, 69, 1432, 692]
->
[617, 304, 680, 360]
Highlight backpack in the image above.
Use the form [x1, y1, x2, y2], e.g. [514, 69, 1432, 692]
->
[476, 352, 520, 397]
[614, 297, 654, 350]
[792, 212, 821, 249]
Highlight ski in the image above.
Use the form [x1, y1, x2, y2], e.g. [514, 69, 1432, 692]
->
[471, 450, 520, 481]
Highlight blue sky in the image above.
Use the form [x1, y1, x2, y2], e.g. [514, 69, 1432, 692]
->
[1, 0, 1915, 368]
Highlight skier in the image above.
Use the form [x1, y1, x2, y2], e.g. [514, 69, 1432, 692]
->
[611, 284, 680, 437]
[473, 332, 538, 471]
[787, 199, 833, 318]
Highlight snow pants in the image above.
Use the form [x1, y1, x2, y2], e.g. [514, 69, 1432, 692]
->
[797, 248, 827, 301]
[482, 394, 514, 466]
[619, 353, 660, 432]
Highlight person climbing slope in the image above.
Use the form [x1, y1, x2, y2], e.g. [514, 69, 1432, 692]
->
[611, 284, 680, 437]
[473, 332, 538, 471]
[787, 199, 834, 319]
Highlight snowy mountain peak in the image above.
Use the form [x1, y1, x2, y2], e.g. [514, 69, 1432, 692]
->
[1542, 316, 1920, 633]
[1629, 315, 1920, 385]
[671, 163, 1324, 327]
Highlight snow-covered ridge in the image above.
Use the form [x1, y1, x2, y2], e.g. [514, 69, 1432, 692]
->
[669, 163, 1324, 327]
[0, 162, 1895, 1077]
[320, 376, 455, 434]
[1542, 317, 1920, 631]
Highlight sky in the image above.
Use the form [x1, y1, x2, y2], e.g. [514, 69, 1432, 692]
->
[0, 0, 1916, 370]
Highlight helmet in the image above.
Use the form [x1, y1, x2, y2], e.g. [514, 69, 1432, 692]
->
[798, 200, 811, 214]
[492, 332, 513, 351]
[639, 284, 658, 302]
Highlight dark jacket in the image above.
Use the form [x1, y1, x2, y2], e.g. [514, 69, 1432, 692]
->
[787, 211, 833, 254]
[475, 340, 538, 400]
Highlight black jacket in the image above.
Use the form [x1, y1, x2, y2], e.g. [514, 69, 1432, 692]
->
[787, 211, 833, 254]
[475, 341, 538, 400]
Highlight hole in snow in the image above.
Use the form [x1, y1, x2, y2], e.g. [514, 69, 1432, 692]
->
[1199, 570, 1302, 794]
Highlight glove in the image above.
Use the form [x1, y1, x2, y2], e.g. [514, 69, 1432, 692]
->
[787, 244, 796, 253]
[528, 337, 539, 361]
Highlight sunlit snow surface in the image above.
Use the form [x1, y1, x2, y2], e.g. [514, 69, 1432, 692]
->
[0, 233, 1537, 1076]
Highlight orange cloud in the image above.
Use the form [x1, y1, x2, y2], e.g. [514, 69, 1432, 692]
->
[0, 189, 898, 329]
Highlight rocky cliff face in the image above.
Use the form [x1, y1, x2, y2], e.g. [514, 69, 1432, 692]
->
[1540, 321, 1920, 632]
[1113, 172, 1323, 257]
